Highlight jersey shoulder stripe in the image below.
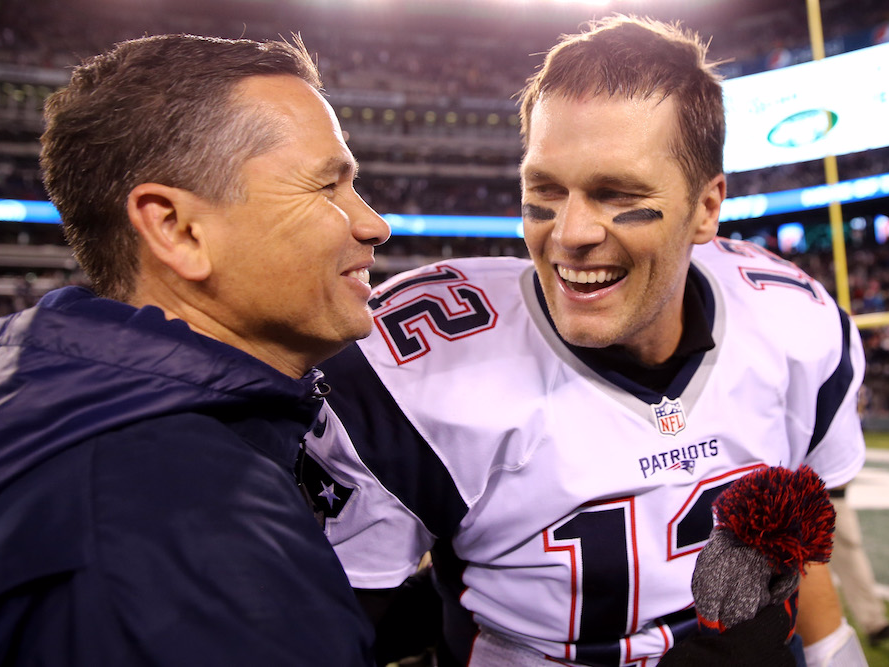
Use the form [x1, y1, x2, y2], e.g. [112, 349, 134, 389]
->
[319, 343, 468, 539]
[809, 305, 855, 454]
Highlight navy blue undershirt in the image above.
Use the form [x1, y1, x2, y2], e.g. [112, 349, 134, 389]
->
[534, 269, 716, 396]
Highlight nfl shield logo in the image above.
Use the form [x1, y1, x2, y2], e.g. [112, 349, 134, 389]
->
[651, 396, 686, 436]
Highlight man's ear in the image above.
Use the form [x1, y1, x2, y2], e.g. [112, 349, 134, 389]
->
[127, 183, 213, 282]
[692, 173, 726, 245]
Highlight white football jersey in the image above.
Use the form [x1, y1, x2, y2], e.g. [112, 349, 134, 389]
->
[306, 237, 866, 666]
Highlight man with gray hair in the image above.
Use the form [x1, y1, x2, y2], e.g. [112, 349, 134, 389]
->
[0, 34, 389, 665]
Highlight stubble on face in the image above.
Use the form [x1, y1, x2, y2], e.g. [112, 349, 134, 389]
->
[554, 202, 697, 361]
[520, 93, 714, 364]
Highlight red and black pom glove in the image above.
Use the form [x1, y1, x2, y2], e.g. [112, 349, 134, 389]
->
[660, 465, 836, 667]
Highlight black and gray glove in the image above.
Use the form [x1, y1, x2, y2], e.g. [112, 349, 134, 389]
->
[661, 465, 835, 667]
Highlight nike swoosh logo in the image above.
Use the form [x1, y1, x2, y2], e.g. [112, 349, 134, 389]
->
[312, 416, 328, 438]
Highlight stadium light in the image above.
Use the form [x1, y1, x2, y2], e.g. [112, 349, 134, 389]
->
[7, 172, 889, 228]
[549, 0, 612, 5]
[489, 0, 613, 5]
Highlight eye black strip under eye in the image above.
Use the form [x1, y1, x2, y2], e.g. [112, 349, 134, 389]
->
[612, 208, 663, 223]
[522, 203, 556, 221]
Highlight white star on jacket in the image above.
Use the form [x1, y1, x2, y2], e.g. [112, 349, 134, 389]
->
[319, 482, 340, 508]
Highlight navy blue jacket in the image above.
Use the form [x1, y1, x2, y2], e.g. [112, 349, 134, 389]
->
[0, 287, 373, 665]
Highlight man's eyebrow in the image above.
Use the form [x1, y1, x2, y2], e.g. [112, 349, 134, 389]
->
[319, 157, 358, 180]
[582, 175, 651, 193]
[521, 169, 651, 194]
[520, 167, 553, 183]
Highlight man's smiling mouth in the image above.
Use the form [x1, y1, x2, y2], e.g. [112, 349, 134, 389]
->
[556, 265, 627, 293]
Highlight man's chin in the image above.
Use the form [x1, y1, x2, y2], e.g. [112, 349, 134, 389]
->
[552, 321, 613, 350]
[546, 301, 614, 349]
[348, 315, 375, 343]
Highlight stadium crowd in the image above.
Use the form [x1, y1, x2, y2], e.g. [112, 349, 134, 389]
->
[0, 0, 888, 424]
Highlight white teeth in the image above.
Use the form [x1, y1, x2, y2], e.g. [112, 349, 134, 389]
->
[557, 265, 626, 284]
[347, 268, 370, 285]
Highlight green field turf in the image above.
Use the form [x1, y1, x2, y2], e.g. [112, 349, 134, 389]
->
[853, 431, 889, 663]
[866, 431, 889, 450]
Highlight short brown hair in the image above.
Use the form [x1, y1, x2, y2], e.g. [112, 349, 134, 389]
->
[40, 34, 321, 300]
[519, 15, 725, 200]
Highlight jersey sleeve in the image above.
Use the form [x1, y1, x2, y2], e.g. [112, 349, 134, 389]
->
[796, 305, 867, 489]
[698, 239, 867, 490]
[311, 343, 451, 590]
